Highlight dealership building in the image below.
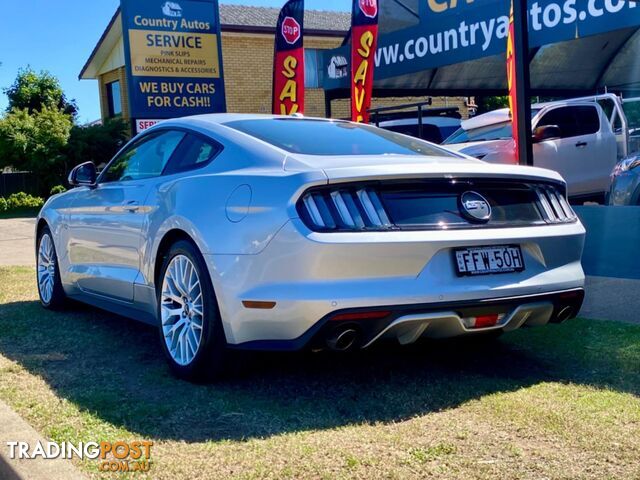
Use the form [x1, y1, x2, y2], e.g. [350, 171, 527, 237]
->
[80, 4, 468, 129]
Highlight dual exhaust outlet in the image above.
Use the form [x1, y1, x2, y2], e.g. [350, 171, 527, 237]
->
[323, 302, 577, 351]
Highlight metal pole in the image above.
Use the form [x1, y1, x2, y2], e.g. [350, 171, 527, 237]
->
[512, 0, 533, 166]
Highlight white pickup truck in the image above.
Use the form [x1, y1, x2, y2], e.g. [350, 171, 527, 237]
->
[442, 94, 637, 202]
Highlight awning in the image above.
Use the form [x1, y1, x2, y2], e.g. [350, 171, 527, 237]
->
[319, 0, 640, 97]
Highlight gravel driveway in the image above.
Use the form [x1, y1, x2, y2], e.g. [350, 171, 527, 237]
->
[0, 217, 36, 267]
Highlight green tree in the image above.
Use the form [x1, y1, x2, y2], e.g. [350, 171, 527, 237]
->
[0, 106, 73, 192]
[476, 96, 510, 115]
[66, 117, 129, 170]
[4, 67, 78, 118]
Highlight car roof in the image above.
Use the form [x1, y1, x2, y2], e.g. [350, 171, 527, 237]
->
[461, 109, 510, 130]
[153, 113, 341, 128]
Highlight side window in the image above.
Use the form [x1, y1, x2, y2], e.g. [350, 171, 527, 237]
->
[100, 130, 185, 183]
[164, 134, 223, 174]
[537, 107, 578, 139]
[573, 106, 600, 136]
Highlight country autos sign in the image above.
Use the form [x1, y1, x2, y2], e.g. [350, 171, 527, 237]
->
[120, 0, 226, 120]
[320, 0, 640, 90]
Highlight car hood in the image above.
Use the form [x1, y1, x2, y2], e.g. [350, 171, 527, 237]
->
[283, 153, 564, 185]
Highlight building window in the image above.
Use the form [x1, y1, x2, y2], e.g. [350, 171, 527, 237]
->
[106, 80, 122, 117]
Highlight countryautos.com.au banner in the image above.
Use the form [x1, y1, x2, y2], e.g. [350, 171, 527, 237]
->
[321, 0, 640, 89]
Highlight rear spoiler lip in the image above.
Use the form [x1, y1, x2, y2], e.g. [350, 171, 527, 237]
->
[320, 164, 566, 187]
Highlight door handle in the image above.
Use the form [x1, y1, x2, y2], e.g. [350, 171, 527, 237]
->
[123, 201, 140, 213]
[575, 141, 588, 148]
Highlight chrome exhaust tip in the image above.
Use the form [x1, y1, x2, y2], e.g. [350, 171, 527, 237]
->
[554, 306, 575, 323]
[326, 328, 360, 352]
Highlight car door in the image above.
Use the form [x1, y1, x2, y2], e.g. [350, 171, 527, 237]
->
[533, 105, 607, 196]
[66, 130, 186, 302]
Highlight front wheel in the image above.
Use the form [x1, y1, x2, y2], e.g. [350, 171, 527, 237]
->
[157, 240, 231, 382]
[36, 226, 67, 309]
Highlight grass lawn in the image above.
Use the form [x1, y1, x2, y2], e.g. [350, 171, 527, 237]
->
[0, 265, 639, 479]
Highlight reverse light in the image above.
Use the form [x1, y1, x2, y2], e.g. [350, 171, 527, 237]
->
[462, 313, 505, 329]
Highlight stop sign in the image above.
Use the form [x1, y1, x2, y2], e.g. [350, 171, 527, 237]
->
[281, 16, 301, 45]
[359, 0, 378, 18]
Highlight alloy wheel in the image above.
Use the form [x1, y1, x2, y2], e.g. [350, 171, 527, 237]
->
[37, 233, 56, 304]
[160, 255, 204, 366]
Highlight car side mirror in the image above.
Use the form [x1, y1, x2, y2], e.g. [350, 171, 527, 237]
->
[68, 162, 97, 187]
[533, 125, 561, 143]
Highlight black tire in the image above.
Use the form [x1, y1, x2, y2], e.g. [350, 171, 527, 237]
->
[36, 226, 68, 310]
[156, 240, 231, 382]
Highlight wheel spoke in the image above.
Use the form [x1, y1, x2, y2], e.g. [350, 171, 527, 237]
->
[37, 234, 56, 304]
[160, 254, 205, 366]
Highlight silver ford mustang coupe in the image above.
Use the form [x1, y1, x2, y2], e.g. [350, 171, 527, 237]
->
[36, 115, 586, 380]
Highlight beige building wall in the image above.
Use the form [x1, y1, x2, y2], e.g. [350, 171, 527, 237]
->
[96, 31, 469, 124]
[98, 67, 130, 122]
[221, 31, 469, 119]
[221, 31, 342, 117]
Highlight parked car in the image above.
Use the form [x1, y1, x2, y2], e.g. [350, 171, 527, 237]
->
[443, 95, 631, 202]
[378, 116, 461, 144]
[608, 153, 640, 205]
[370, 102, 462, 144]
[37, 115, 586, 381]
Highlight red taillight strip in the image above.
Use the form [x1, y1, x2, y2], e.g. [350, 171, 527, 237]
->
[331, 310, 392, 322]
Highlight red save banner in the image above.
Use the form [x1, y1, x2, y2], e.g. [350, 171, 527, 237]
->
[273, 0, 305, 115]
[506, 0, 519, 163]
[351, 0, 379, 123]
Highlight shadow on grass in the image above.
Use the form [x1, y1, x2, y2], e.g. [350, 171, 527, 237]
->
[0, 298, 638, 443]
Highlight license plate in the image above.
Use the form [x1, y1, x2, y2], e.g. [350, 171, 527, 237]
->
[454, 245, 525, 276]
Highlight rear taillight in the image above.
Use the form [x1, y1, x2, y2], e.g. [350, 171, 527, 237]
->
[535, 186, 577, 224]
[299, 187, 393, 231]
[297, 180, 578, 232]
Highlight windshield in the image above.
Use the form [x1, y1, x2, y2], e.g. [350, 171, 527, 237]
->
[443, 108, 540, 145]
[225, 118, 458, 157]
[443, 121, 513, 144]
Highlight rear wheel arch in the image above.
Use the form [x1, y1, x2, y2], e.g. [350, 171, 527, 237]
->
[154, 229, 200, 287]
[36, 218, 49, 242]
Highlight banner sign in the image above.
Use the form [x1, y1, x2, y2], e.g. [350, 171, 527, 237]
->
[273, 0, 305, 115]
[351, 0, 379, 123]
[120, 0, 226, 120]
[321, 0, 640, 90]
[506, 0, 519, 163]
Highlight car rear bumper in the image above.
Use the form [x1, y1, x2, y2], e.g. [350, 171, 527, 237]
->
[205, 219, 586, 347]
[229, 288, 584, 351]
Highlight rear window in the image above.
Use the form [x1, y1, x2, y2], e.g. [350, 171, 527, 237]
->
[383, 124, 444, 143]
[224, 118, 458, 157]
